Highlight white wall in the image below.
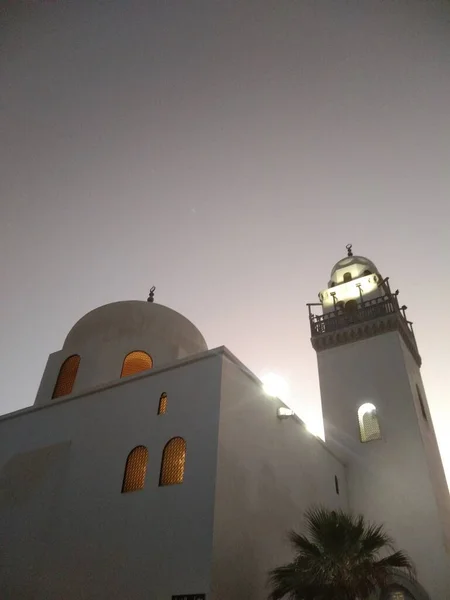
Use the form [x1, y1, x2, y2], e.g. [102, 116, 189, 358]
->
[0, 353, 222, 599]
[317, 332, 450, 599]
[400, 337, 450, 551]
[210, 353, 348, 600]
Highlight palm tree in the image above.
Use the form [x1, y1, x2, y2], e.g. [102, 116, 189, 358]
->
[268, 507, 416, 600]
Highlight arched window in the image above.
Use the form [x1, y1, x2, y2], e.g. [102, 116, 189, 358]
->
[52, 354, 81, 399]
[158, 393, 167, 415]
[121, 446, 148, 493]
[358, 403, 381, 442]
[121, 351, 153, 378]
[343, 272, 352, 282]
[363, 269, 372, 277]
[345, 299, 358, 314]
[416, 385, 428, 422]
[159, 437, 186, 486]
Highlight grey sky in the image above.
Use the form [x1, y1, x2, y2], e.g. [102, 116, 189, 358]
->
[2, 0, 450, 479]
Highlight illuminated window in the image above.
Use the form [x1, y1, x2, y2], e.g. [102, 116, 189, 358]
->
[159, 437, 186, 486]
[52, 355, 80, 398]
[121, 351, 153, 378]
[158, 393, 167, 415]
[390, 592, 405, 600]
[343, 272, 352, 282]
[416, 385, 428, 422]
[121, 446, 148, 493]
[358, 403, 381, 442]
[334, 475, 340, 495]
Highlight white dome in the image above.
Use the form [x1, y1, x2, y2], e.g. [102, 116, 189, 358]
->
[34, 300, 208, 407]
[329, 255, 379, 287]
[64, 300, 207, 357]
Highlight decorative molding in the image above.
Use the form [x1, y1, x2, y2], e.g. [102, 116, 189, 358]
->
[311, 313, 422, 367]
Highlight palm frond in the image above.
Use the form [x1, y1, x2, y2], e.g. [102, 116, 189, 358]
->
[268, 563, 316, 600]
[374, 550, 416, 578]
[360, 522, 395, 555]
[267, 507, 417, 600]
[288, 530, 322, 558]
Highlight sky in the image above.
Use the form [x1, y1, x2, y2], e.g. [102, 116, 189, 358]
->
[1, 0, 450, 480]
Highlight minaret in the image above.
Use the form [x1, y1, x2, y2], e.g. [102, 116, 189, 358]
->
[308, 246, 450, 599]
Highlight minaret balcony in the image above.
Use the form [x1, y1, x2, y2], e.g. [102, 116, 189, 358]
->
[308, 294, 421, 366]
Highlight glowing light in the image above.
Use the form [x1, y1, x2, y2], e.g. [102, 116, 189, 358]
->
[277, 407, 295, 419]
[303, 414, 325, 440]
[358, 402, 376, 417]
[320, 273, 379, 309]
[305, 418, 324, 439]
[261, 372, 289, 400]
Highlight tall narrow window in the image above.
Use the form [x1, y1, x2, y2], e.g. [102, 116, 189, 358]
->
[121, 446, 148, 493]
[416, 385, 428, 422]
[358, 403, 381, 442]
[52, 354, 81, 398]
[159, 437, 186, 486]
[158, 393, 167, 415]
[121, 351, 153, 378]
[334, 475, 340, 495]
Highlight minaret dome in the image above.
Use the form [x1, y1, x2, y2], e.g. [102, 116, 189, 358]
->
[319, 245, 384, 314]
[329, 254, 379, 288]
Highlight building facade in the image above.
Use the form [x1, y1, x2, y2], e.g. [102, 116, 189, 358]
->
[0, 250, 449, 599]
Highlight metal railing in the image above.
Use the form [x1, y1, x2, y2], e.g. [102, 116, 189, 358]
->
[309, 295, 414, 337]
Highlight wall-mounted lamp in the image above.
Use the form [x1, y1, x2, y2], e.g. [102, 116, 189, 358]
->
[277, 407, 295, 419]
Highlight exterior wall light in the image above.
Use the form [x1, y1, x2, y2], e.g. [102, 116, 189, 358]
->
[277, 407, 295, 419]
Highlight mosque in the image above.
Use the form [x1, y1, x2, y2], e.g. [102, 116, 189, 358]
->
[0, 247, 449, 600]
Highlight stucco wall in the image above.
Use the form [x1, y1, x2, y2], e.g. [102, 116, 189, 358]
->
[317, 332, 450, 600]
[0, 354, 222, 600]
[400, 337, 450, 551]
[210, 353, 348, 600]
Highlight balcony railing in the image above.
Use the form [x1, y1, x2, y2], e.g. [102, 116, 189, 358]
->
[309, 294, 415, 338]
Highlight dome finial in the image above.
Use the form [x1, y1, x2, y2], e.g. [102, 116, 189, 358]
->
[147, 286, 156, 303]
[346, 243, 353, 257]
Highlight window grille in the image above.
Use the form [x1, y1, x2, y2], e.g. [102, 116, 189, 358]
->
[122, 446, 148, 493]
[52, 355, 80, 398]
[158, 393, 167, 415]
[358, 403, 381, 442]
[121, 351, 153, 378]
[160, 438, 186, 486]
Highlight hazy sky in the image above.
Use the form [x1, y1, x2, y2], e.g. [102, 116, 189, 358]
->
[2, 1, 450, 480]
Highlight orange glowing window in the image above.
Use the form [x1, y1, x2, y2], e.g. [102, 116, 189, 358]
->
[121, 446, 148, 493]
[158, 393, 167, 415]
[120, 351, 153, 378]
[52, 354, 80, 399]
[159, 437, 186, 486]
